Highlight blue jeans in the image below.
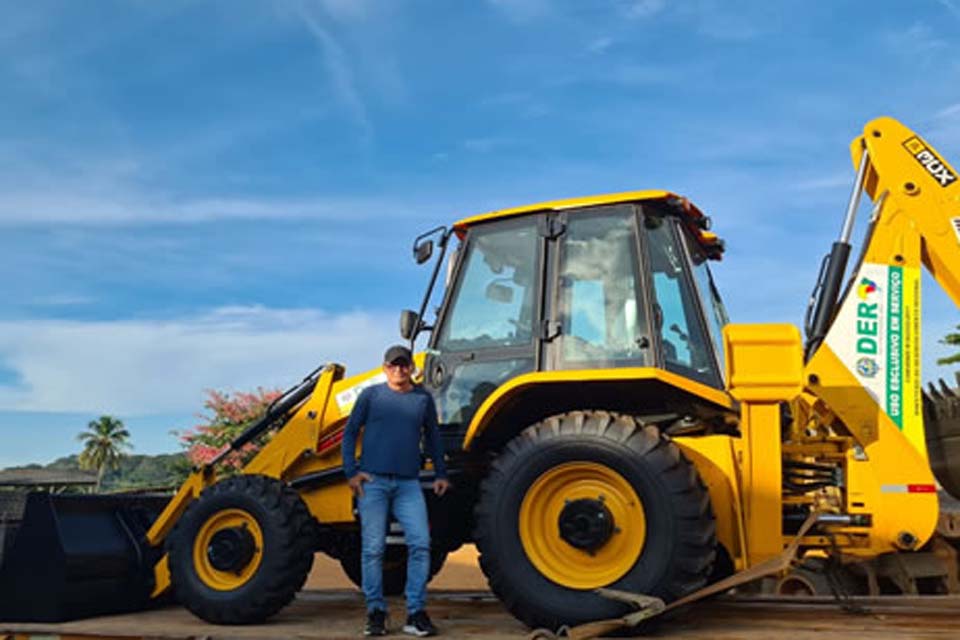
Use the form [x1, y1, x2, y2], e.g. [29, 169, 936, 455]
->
[357, 473, 431, 614]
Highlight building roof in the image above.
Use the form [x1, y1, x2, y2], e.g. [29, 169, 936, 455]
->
[0, 468, 97, 487]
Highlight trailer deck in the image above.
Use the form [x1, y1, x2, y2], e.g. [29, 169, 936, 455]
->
[3, 591, 960, 640]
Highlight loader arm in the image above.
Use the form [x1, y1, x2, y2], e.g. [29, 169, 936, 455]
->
[143, 363, 350, 598]
[803, 116, 960, 553]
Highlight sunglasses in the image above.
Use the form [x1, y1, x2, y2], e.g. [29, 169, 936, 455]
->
[386, 361, 412, 369]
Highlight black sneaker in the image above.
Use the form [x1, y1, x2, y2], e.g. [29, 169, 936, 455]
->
[403, 610, 437, 637]
[365, 609, 387, 636]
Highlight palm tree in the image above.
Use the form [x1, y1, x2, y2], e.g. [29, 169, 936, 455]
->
[77, 415, 132, 492]
[939, 325, 960, 366]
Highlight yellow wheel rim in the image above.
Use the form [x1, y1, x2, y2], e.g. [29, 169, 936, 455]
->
[519, 461, 646, 589]
[193, 508, 264, 591]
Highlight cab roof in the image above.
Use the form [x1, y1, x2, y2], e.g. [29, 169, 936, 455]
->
[452, 189, 724, 258]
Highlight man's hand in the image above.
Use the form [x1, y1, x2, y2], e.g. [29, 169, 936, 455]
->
[348, 472, 373, 497]
[433, 478, 451, 497]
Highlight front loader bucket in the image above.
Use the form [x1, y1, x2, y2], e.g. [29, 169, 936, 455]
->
[0, 491, 170, 622]
[923, 378, 960, 499]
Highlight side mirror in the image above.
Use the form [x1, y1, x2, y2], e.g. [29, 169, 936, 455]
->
[399, 309, 420, 340]
[414, 239, 434, 265]
[485, 282, 514, 304]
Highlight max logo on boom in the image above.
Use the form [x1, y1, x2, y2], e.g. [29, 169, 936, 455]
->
[903, 137, 957, 187]
[854, 277, 881, 375]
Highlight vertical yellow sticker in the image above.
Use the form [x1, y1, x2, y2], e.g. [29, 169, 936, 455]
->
[900, 266, 924, 456]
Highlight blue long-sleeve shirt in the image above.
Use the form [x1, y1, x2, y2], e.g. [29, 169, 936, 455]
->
[341, 383, 448, 480]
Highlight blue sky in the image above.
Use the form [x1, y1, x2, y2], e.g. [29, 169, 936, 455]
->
[2, 0, 960, 467]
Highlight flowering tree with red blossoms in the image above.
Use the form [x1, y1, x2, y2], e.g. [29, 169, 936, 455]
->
[178, 388, 283, 472]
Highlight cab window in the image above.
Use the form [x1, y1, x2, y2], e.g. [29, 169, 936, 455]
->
[644, 215, 722, 387]
[556, 207, 648, 367]
[436, 219, 539, 351]
[685, 232, 729, 377]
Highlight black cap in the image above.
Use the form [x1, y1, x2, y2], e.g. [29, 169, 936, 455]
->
[383, 344, 413, 365]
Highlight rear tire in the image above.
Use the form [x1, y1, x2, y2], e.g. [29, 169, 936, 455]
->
[474, 411, 715, 630]
[167, 475, 315, 624]
[339, 540, 447, 595]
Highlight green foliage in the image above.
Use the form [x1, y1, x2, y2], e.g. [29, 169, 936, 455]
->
[77, 415, 132, 492]
[18, 388, 283, 493]
[938, 325, 960, 366]
[12, 453, 187, 492]
[176, 388, 282, 473]
[102, 453, 187, 490]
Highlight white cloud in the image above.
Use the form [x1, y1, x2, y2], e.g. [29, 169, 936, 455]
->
[488, 0, 661, 24]
[479, 92, 549, 118]
[924, 104, 960, 154]
[681, 0, 766, 41]
[938, 0, 960, 20]
[623, 0, 666, 19]
[0, 138, 450, 228]
[0, 306, 400, 415]
[586, 36, 614, 54]
[315, 0, 376, 22]
[883, 21, 948, 59]
[0, 187, 429, 226]
[292, 3, 375, 143]
[936, 103, 960, 120]
[28, 294, 97, 307]
[793, 173, 851, 192]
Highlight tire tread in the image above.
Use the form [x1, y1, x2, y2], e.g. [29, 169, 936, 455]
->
[167, 475, 315, 624]
[474, 410, 716, 629]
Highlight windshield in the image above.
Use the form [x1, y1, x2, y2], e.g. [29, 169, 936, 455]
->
[435, 219, 539, 351]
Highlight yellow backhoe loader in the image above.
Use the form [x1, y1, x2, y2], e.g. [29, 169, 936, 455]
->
[2, 116, 959, 635]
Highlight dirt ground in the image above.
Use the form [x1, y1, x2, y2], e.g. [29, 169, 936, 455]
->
[6, 593, 960, 639]
[5, 548, 960, 638]
[305, 544, 489, 591]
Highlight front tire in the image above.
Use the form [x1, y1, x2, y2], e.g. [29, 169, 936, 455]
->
[474, 411, 715, 629]
[167, 475, 315, 624]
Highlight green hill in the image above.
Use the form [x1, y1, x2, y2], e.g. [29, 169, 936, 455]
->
[4, 452, 189, 491]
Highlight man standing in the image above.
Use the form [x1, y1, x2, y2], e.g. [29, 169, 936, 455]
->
[342, 345, 450, 637]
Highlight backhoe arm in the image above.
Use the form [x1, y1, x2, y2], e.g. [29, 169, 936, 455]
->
[855, 117, 960, 305]
[801, 117, 960, 554]
[808, 116, 960, 452]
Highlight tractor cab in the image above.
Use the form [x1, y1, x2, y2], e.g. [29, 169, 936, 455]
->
[403, 191, 730, 441]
